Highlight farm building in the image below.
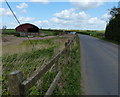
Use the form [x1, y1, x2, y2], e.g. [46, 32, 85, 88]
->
[15, 23, 40, 36]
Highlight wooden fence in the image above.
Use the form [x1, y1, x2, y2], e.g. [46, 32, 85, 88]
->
[8, 34, 78, 96]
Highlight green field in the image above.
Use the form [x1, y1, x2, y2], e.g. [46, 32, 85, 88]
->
[2, 29, 67, 36]
[73, 30, 119, 45]
[74, 30, 105, 38]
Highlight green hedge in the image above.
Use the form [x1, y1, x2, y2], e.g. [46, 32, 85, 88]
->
[105, 16, 120, 41]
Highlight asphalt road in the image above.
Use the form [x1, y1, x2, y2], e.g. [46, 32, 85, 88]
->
[79, 34, 118, 95]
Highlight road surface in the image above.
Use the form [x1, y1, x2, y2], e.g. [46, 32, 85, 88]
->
[79, 34, 118, 95]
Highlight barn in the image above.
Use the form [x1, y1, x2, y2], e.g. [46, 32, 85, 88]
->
[15, 23, 40, 36]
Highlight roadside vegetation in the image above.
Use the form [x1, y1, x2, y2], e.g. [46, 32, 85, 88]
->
[53, 36, 81, 95]
[76, 30, 105, 38]
[76, 30, 120, 45]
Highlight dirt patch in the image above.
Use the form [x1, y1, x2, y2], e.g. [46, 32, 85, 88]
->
[2, 35, 56, 46]
[2, 34, 72, 46]
[17, 36, 56, 40]
[2, 35, 23, 46]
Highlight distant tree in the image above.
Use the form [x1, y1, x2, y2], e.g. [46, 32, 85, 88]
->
[2, 25, 7, 29]
[109, 7, 120, 18]
[105, 1, 120, 41]
[118, 1, 120, 8]
[2, 25, 7, 33]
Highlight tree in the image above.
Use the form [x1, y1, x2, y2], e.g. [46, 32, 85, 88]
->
[2, 25, 7, 29]
[111, 1, 120, 17]
[105, 2, 120, 41]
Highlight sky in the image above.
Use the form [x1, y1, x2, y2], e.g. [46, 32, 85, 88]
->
[0, 0, 119, 30]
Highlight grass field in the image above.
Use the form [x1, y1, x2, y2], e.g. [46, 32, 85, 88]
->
[2, 33, 82, 95]
[2, 37, 56, 95]
[2, 29, 105, 38]
[2, 29, 66, 36]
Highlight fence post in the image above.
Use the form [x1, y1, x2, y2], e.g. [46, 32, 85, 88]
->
[74, 35, 77, 45]
[67, 40, 71, 63]
[68, 40, 71, 52]
[64, 42, 68, 64]
[72, 38, 75, 47]
[8, 71, 24, 96]
[54, 48, 60, 72]
[54, 48, 59, 56]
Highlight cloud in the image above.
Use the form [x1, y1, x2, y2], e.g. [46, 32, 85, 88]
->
[36, 8, 107, 30]
[1, 21, 19, 29]
[101, 11, 111, 24]
[16, 3, 28, 9]
[16, 3, 28, 13]
[2, 7, 108, 30]
[18, 17, 35, 23]
[101, 13, 111, 20]
[30, 0, 48, 4]
[53, 8, 76, 20]
[51, 9, 106, 29]
[54, 8, 90, 20]
[34, 20, 48, 25]
[0, 8, 15, 16]
[9, 22, 19, 28]
[88, 17, 105, 25]
[70, 0, 104, 10]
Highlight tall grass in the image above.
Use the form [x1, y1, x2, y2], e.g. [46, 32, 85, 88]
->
[3, 36, 72, 55]
[23, 36, 81, 95]
[2, 47, 54, 95]
[2, 35, 74, 95]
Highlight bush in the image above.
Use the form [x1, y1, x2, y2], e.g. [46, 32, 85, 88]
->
[14, 33, 20, 37]
[77, 32, 90, 35]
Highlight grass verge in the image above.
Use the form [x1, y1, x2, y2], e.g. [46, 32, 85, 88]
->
[53, 36, 81, 95]
[99, 37, 120, 45]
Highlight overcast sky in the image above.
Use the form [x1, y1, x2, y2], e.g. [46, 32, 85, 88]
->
[0, 0, 119, 30]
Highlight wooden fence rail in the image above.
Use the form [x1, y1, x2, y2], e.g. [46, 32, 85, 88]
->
[8, 34, 78, 96]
